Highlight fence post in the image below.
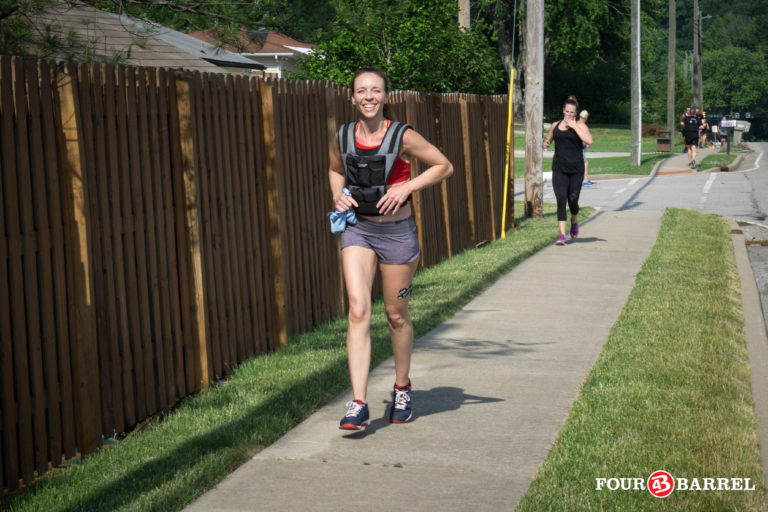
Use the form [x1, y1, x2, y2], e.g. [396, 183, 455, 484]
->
[432, 94, 452, 258]
[506, 96, 516, 231]
[257, 80, 287, 348]
[173, 74, 211, 388]
[404, 92, 425, 267]
[56, 61, 102, 456]
[481, 96, 497, 240]
[459, 95, 476, 245]
[325, 84, 346, 317]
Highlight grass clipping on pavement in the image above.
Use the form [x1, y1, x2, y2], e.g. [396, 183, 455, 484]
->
[517, 208, 767, 511]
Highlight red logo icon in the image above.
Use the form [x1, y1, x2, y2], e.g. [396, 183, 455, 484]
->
[648, 470, 675, 498]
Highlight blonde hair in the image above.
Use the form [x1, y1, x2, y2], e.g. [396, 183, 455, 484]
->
[579, 110, 589, 119]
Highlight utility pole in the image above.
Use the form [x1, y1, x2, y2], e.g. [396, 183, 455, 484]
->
[692, 0, 702, 109]
[666, 0, 676, 135]
[524, 0, 544, 217]
[459, 0, 470, 29]
[630, 0, 641, 166]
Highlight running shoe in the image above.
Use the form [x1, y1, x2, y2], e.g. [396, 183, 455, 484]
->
[339, 400, 370, 431]
[583, 180, 593, 187]
[691, 159, 696, 168]
[389, 382, 413, 423]
[555, 235, 567, 246]
[570, 222, 579, 239]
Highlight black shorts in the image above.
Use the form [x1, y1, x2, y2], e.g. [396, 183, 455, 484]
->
[684, 133, 698, 146]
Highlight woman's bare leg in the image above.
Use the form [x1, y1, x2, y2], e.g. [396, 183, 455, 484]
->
[379, 259, 419, 387]
[342, 246, 378, 403]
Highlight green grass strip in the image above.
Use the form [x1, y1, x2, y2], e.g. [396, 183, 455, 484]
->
[517, 209, 767, 511]
[2, 202, 563, 512]
[699, 153, 737, 169]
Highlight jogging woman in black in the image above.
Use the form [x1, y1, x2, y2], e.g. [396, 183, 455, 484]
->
[543, 97, 593, 245]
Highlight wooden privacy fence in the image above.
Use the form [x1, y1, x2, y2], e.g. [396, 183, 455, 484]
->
[0, 55, 514, 493]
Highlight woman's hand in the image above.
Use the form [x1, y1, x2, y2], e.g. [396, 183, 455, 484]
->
[333, 190, 358, 212]
[377, 180, 413, 215]
[563, 117, 578, 129]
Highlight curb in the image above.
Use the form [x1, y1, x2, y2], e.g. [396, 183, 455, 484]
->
[728, 218, 768, 497]
[697, 153, 746, 173]
[650, 154, 675, 177]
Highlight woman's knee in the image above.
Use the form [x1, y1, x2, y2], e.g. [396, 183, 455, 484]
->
[384, 305, 410, 330]
[348, 299, 371, 325]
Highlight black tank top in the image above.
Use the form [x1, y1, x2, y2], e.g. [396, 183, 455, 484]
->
[552, 121, 585, 174]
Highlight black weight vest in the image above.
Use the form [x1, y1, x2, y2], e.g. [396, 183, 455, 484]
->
[338, 121, 410, 215]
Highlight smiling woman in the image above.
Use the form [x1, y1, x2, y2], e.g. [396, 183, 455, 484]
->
[327, 67, 453, 431]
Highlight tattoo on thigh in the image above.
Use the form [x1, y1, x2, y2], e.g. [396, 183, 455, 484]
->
[397, 284, 413, 299]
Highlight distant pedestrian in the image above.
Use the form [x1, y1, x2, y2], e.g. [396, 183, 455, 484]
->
[543, 96, 593, 245]
[698, 113, 710, 149]
[719, 115, 732, 146]
[578, 110, 594, 187]
[680, 107, 699, 168]
[679, 106, 692, 126]
[328, 67, 453, 431]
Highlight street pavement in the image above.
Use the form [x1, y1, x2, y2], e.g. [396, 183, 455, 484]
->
[184, 144, 768, 511]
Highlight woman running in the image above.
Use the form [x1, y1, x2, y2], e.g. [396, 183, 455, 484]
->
[329, 67, 453, 430]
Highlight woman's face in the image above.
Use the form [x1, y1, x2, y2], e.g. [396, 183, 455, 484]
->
[352, 72, 388, 119]
[563, 104, 576, 120]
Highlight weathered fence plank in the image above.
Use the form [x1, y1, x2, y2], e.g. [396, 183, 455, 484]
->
[175, 73, 211, 388]
[57, 61, 102, 457]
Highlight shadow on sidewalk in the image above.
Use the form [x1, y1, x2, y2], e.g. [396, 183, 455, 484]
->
[343, 387, 504, 437]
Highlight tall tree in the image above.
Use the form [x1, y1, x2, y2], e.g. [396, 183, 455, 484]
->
[479, 0, 523, 117]
[703, 46, 768, 117]
[291, 0, 503, 94]
[542, 0, 632, 121]
[524, 0, 543, 218]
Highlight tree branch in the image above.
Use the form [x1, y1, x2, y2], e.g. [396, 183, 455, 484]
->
[0, 4, 20, 21]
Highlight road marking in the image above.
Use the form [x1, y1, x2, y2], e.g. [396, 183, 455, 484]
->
[698, 172, 718, 209]
[702, 172, 717, 194]
[615, 178, 639, 196]
[744, 150, 764, 172]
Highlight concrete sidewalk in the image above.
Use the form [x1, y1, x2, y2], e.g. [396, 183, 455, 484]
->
[184, 210, 663, 512]
[654, 147, 718, 175]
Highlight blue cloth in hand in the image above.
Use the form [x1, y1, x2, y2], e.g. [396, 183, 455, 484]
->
[328, 188, 357, 234]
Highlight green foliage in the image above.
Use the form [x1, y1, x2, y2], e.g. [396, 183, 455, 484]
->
[0, 0, 57, 56]
[703, 46, 768, 114]
[290, 0, 504, 94]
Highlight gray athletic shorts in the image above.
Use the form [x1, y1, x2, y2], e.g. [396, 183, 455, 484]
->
[341, 216, 420, 265]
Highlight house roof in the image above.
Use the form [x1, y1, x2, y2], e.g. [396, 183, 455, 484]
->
[189, 29, 315, 57]
[34, 1, 264, 73]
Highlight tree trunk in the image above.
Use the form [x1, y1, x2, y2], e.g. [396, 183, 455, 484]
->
[692, 0, 702, 109]
[630, 0, 642, 166]
[666, 0, 676, 135]
[458, 0, 470, 29]
[524, 0, 544, 217]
